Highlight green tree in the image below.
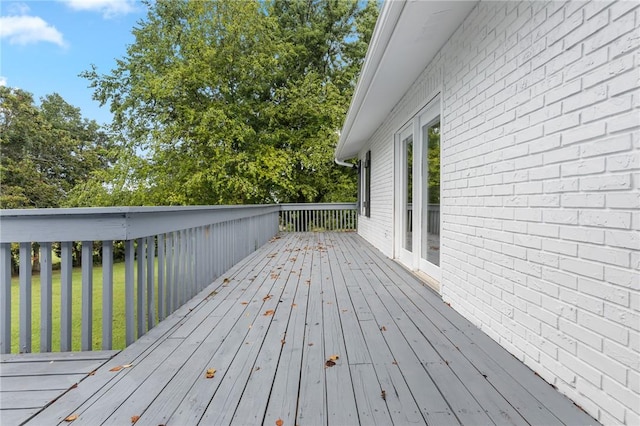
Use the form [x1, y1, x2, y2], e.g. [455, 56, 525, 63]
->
[80, 0, 378, 206]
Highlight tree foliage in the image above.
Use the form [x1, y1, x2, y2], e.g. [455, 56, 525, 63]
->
[0, 87, 113, 208]
[80, 0, 378, 206]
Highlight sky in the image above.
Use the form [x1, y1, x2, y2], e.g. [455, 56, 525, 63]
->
[0, 0, 147, 125]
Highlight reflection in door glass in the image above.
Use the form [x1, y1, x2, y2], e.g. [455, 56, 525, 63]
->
[403, 135, 413, 252]
[421, 121, 440, 266]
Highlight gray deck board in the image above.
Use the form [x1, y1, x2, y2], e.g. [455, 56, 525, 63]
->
[4, 232, 598, 426]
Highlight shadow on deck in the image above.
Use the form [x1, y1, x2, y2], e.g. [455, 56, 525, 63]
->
[1, 233, 596, 425]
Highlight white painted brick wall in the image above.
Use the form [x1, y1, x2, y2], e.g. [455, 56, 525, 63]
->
[356, 1, 639, 423]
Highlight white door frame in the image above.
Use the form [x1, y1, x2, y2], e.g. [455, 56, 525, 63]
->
[394, 95, 441, 281]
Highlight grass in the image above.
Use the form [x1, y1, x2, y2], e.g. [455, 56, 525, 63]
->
[10, 261, 148, 353]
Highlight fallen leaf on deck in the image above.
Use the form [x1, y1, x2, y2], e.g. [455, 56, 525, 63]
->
[381, 390, 386, 400]
[380, 326, 387, 331]
[264, 309, 275, 316]
[109, 364, 133, 372]
[263, 294, 272, 302]
[308, 343, 314, 346]
[325, 360, 336, 367]
[255, 366, 261, 371]
[341, 309, 348, 313]
[281, 338, 286, 345]
[88, 370, 96, 376]
[392, 360, 398, 365]
[64, 414, 78, 422]
[276, 419, 284, 426]
[223, 278, 230, 285]
[205, 368, 216, 379]
[241, 301, 249, 305]
[291, 303, 297, 307]
[131, 415, 140, 424]
[328, 354, 339, 361]
[70, 383, 78, 389]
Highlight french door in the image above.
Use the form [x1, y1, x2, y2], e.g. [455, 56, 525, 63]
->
[395, 97, 441, 281]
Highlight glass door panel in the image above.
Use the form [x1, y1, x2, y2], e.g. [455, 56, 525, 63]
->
[403, 134, 413, 252]
[421, 121, 440, 266]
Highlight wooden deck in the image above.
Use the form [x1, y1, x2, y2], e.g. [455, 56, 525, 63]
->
[1, 233, 596, 425]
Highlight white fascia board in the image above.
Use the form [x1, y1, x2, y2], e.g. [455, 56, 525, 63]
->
[336, 0, 478, 161]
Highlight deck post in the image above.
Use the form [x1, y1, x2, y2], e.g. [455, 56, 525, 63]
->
[40, 242, 53, 352]
[81, 241, 93, 351]
[0, 243, 11, 354]
[60, 242, 73, 351]
[19, 242, 32, 353]
[102, 240, 113, 350]
[125, 239, 135, 346]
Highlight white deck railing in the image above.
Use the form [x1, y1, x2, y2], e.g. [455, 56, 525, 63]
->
[0, 203, 356, 354]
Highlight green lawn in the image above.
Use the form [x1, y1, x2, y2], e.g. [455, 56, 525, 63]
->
[10, 261, 145, 353]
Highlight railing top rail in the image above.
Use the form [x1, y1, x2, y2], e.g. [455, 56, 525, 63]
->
[0, 204, 280, 243]
[278, 202, 356, 211]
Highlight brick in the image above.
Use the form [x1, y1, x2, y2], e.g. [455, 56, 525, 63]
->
[604, 303, 639, 332]
[580, 174, 631, 191]
[605, 229, 640, 250]
[515, 152, 543, 170]
[607, 192, 640, 209]
[558, 349, 602, 387]
[584, 10, 636, 54]
[529, 134, 561, 153]
[560, 287, 604, 315]
[541, 323, 576, 353]
[605, 266, 640, 290]
[560, 257, 604, 279]
[559, 317, 603, 351]
[514, 181, 543, 194]
[565, 47, 608, 81]
[528, 222, 559, 238]
[579, 210, 631, 229]
[602, 375, 640, 412]
[561, 193, 605, 208]
[528, 194, 560, 207]
[514, 258, 543, 277]
[579, 244, 630, 267]
[579, 310, 630, 347]
[543, 178, 579, 193]
[581, 134, 633, 158]
[576, 377, 626, 422]
[583, 52, 635, 88]
[607, 152, 640, 172]
[548, 8, 584, 45]
[563, 8, 608, 49]
[610, 0, 639, 21]
[608, 109, 640, 133]
[544, 145, 581, 165]
[608, 68, 640, 96]
[514, 233, 542, 249]
[561, 157, 605, 176]
[530, 164, 560, 180]
[527, 249, 560, 268]
[578, 277, 630, 307]
[562, 84, 607, 112]
[609, 26, 640, 58]
[582, 95, 633, 123]
[543, 208, 578, 224]
[544, 111, 581, 134]
[542, 238, 578, 256]
[561, 121, 606, 145]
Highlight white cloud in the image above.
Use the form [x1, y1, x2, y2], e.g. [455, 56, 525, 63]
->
[7, 2, 31, 15]
[0, 76, 7, 86]
[63, 0, 136, 18]
[0, 15, 66, 47]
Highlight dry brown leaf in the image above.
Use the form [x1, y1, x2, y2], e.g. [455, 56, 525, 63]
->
[281, 338, 286, 346]
[276, 419, 284, 426]
[328, 354, 339, 361]
[240, 301, 249, 305]
[64, 414, 78, 422]
[325, 360, 336, 367]
[380, 326, 387, 332]
[205, 368, 216, 379]
[264, 309, 275, 316]
[223, 278, 230, 285]
[392, 360, 398, 365]
[88, 370, 96, 376]
[109, 364, 132, 372]
[263, 294, 272, 302]
[131, 415, 140, 424]
[381, 390, 386, 400]
[308, 343, 314, 346]
[291, 303, 297, 307]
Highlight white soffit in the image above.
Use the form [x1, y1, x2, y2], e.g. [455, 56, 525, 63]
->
[336, 0, 478, 161]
